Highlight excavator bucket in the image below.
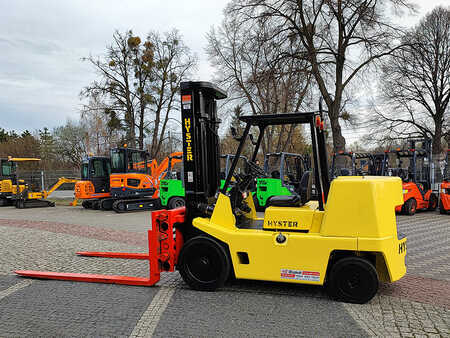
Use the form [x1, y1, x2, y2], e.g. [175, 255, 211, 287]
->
[15, 207, 186, 286]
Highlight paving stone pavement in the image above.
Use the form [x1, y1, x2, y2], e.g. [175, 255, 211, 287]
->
[0, 208, 448, 337]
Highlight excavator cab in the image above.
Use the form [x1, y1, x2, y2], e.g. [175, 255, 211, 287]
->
[75, 156, 112, 209]
[80, 157, 111, 193]
[0, 158, 17, 206]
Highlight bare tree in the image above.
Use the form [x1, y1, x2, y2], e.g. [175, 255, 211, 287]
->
[229, 0, 415, 153]
[81, 31, 140, 147]
[53, 120, 88, 168]
[207, 11, 312, 155]
[146, 30, 197, 159]
[374, 6, 450, 155]
[80, 93, 123, 155]
[81, 30, 196, 157]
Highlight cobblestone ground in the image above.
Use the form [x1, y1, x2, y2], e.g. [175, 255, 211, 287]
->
[0, 206, 448, 337]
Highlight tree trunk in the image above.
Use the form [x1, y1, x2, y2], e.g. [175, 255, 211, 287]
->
[432, 118, 443, 156]
[328, 103, 346, 153]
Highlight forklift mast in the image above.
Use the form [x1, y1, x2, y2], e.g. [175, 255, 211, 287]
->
[407, 138, 432, 184]
[180, 81, 227, 220]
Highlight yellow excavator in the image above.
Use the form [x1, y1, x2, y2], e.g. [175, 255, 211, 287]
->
[3, 157, 78, 208]
[1, 157, 37, 206]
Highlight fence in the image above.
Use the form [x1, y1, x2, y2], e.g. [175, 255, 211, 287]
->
[17, 170, 80, 191]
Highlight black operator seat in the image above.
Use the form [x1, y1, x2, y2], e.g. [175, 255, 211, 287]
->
[266, 171, 313, 207]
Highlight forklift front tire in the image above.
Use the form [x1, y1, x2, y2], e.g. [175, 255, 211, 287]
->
[178, 236, 230, 291]
[427, 193, 438, 211]
[404, 198, 417, 216]
[327, 256, 378, 304]
[168, 196, 185, 209]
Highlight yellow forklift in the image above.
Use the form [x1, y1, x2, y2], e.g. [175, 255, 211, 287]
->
[16, 82, 407, 304]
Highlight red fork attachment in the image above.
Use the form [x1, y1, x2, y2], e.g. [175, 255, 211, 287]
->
[15, 207, 185, 286]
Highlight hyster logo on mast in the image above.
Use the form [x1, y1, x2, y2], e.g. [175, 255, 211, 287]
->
[184, 118, 193, 161]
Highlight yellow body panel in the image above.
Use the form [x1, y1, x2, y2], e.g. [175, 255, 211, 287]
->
[1, 179, 14, 193]
[193, 176, 406, 286]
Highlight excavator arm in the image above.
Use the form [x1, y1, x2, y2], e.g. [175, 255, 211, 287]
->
[43, 177, 79, 199]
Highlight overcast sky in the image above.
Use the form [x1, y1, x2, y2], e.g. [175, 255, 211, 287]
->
[0, 0, 447, 133]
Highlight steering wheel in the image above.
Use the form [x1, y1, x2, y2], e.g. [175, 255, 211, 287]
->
[228, 160, 267, 213]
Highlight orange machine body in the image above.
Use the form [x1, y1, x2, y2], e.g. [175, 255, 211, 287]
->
[74, 180, 111, 200]
[439, 149, 449, 214]
[395, 181, 435, 213]
[109, 152, 183, 200]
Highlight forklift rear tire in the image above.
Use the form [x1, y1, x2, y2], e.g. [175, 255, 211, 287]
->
[178, 236, 230, 291]
[168, 196, 185, 209]
[327, 256, 378, 304]
[404, 198, 416, 216]
[427, 193, 438, 211]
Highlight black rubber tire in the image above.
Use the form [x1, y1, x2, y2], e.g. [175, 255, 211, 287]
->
[81, 200, 92, 209]
[327, 256, 378, 304]
[427, 193, 438, 211]
[439, 200, 448, 214]
[178, 236, 230, 291]
[405, 198, 416, 216]
[168, 196, 185, 209]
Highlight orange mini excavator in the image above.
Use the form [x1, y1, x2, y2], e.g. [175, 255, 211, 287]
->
[74, 147, 182, 212]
